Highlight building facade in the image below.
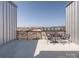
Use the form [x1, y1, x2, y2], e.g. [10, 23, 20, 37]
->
[0, 1, 17, 45]
[66, 1, 79, 44]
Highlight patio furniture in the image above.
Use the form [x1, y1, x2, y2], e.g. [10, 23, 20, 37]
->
[59, 33, 70, 44]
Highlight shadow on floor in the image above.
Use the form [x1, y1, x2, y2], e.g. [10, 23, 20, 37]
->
[35, 51, 79, 58]
[0, 40, 38, 58]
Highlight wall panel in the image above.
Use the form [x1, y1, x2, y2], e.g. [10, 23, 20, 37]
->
[0, 1, 17, 45]
[77, 1, 79, 44]
[66, 1, 79, 44]
[0, 2, 4, 45]
[6, 2, 10, 42]
[14, 6, 17, 39]
[3, 1, 7, 43]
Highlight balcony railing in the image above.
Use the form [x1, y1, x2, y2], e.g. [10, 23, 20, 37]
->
[16, 26, 67, 43]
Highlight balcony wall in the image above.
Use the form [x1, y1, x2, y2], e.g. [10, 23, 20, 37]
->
[0, 1, 17, 45]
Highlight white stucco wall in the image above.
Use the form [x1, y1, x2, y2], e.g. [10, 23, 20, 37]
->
[0, 1, 17, 45]
[66, 1, 79, 44]
[0, 2, 4, 45]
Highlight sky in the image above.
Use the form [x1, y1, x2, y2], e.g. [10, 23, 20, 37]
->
[15, 1, 67, 27]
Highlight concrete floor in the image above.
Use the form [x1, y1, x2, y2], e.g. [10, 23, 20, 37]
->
[34, 40, 79, 58]
[0, 40, 79, 58]
[0, 40, 38, 58]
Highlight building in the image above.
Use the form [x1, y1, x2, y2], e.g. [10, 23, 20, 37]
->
[16, 26, 65, 40]
[66, 1, 79, 44]
[16, 27, 42, 40]
[0, 1, 17, 45]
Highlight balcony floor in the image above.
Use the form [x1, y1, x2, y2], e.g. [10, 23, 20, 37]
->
[0, 40, 79, 58]
[34, 40, 79, 58]
[0, 40, 38, 58]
